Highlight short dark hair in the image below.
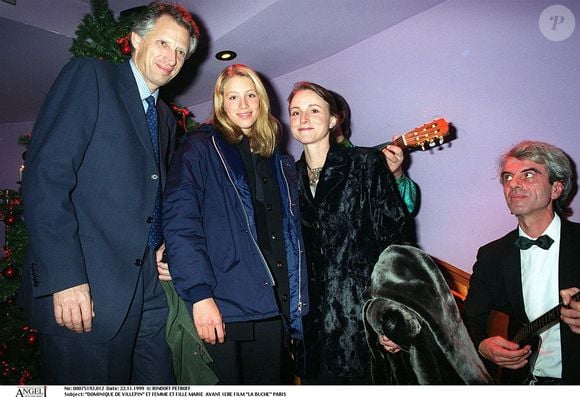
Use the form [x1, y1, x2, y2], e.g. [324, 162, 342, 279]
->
[132, 2, 200, 58]
[287, 81, 339, 135]
[330, 91, 351, 139]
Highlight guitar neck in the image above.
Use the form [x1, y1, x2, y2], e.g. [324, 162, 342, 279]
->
[514, 291, 580, 344]
[373, 140, 394, 151]
[375, 135, 432, 150]
[377, 118, 449, 152]
[392, 136, 406, 149]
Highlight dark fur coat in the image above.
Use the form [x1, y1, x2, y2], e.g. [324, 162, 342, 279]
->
[297, 143, 409, 379]
[363, 245, 492, 384]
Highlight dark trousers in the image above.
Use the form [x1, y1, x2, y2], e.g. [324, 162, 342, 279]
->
[300, 368, 372, 385]
[39, 248, 175, 384]
[205, 317, 284, 385]
[300, 351, 372, 385]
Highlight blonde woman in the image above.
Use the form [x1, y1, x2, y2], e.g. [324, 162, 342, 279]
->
[162, 64, 308, 384]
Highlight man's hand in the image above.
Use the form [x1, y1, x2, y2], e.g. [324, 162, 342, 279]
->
[382, 137, 405, 179]
[193, 298, 226, 345]
[156, 244, 171, 281]
[53, 283, 94, 333]
[379, 335, 401, 353]
[560, 287, 580, 334]
[478, 336, 531, 369]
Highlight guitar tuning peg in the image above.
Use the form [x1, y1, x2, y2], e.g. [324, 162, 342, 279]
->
[420, 143, 426, 151]
[429, 141, 436, 147]
[438, 137, 444, 145]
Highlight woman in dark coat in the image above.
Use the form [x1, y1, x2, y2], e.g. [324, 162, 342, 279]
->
[287, 81, 409, 384]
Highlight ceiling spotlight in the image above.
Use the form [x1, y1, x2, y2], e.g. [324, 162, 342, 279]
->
[215, 50, 237, 61]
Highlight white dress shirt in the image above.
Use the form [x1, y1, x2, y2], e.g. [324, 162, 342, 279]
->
[519, 214, 562, 378]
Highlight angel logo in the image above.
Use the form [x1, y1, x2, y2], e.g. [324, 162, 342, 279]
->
[14, 386, 46, 397]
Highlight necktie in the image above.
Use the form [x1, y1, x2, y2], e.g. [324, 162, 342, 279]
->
[145, 96, 160, 166]
[514, 235, 554, 250]
[145, 96, 162, 249]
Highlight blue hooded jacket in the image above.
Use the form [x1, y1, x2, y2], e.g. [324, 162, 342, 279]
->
[162, 124, 309, 338]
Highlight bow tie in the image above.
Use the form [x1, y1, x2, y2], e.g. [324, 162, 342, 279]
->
[515, 235, 554, 250]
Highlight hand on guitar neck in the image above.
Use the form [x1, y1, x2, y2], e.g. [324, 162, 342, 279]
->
[560, 287, 580, 334]
[381, 142, 406, 179]
[375, 118, 450, 179]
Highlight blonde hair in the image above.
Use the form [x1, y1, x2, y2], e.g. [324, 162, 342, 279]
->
[212, 64, 280, 158]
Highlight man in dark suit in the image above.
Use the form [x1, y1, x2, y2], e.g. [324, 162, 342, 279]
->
[464, 140, 580, 385]
[19, 2, 200, 384]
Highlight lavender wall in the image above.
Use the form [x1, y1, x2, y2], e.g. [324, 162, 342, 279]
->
[193, 0, 580, 271]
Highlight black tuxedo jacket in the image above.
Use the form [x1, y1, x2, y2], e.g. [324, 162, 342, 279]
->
[464, 219, 580, 384]
[19, 58, 176, 342]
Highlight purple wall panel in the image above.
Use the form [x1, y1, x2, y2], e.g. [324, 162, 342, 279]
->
[273, 0, 580, 271]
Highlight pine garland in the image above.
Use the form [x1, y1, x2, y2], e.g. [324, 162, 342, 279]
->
[0, 189, 39, 385]
[70, 0, 132, 63]
[0, 191, 25, 303]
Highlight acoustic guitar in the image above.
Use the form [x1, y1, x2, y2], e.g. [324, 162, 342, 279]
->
[375, 117, 450, 152]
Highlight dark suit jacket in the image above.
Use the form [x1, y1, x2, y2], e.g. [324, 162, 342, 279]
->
[297, 143, 409, 378]
[19, 57, 176, 342]
[464, 219, 580, 384]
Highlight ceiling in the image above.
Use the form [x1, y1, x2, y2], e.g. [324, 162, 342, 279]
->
[0, 0, 446, 124]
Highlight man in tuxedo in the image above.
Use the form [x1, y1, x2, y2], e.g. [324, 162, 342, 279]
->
[19, 2, 200, 384]
[464, 140, 580, 384]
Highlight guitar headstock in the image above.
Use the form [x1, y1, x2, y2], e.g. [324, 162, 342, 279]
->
[398, 118, 449, 151]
